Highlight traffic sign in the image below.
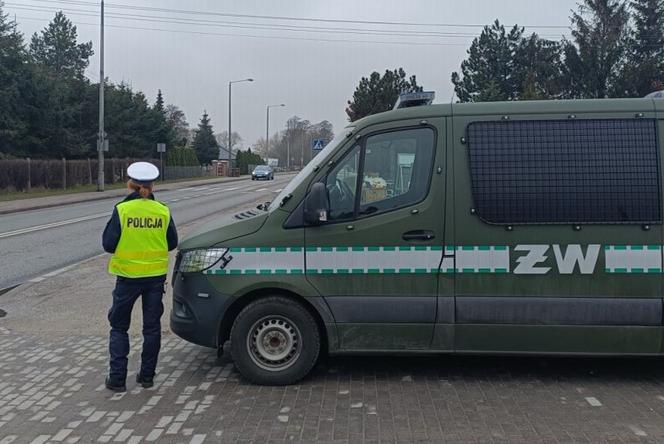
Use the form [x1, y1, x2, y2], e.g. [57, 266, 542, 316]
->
[97, 139, 109, 152]
[157, 143, 166, 153]
[312, 139, 326, 151]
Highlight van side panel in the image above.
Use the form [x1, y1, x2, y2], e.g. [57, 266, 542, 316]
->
[656, 103, 664, 353]
[198, 210, 340, 351]
[432, 117, 455, 351]
[304, 119, 446, 351]
[452, 106, 663, 354]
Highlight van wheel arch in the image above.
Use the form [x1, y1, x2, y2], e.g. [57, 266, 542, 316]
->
[218, 289, 328, 356]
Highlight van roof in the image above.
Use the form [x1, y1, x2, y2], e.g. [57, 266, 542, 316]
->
[352, 97, 661, 128]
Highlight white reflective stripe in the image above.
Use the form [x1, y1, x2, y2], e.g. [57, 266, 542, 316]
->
[202, 244, 664, 276]
[225, 250, 303, 273]
[455, 246, 509, 273]
[441, 256, 455, 273]
[206, 246, 445, 274]
[307, 247, 442, 273]
[604, 246, 662, 273]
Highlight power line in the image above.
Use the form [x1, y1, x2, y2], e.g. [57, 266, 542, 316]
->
[23, 0, 571, 30]
[14, 15, 473, 47]
[8, 2, 569, 40]
[6, 4, 503, 39]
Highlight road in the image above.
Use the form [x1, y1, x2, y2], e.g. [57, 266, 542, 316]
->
[0, 176, 292, 291]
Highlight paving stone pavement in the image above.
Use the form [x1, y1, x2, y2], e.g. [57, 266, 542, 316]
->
[2, 326, 664, 443]
[3, 205, 664, 443]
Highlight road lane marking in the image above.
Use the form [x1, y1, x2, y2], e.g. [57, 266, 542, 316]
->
[628, 425, 647, 437]
[585, 397, 602, 407]
[0, 212, 109, 239]
[28, 254, 106, 283]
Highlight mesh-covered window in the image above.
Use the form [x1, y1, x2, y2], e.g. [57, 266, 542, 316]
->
[467, 119, 661, 224]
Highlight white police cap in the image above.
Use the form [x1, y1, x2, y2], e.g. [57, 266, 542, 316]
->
[127, 162, 159, 182]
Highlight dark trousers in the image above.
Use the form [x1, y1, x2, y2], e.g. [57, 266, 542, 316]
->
[107, 276, 165, 383]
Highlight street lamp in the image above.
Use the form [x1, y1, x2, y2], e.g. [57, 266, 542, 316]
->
[266, 103, 285, 163]
[228, 78, 253, 175]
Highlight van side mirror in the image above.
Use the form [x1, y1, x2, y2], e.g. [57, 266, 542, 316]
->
[304, 182, 329, 225]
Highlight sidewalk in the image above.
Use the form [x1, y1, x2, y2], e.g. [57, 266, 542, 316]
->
[0, 175, 250, 215]
[3, 245, 664, 442]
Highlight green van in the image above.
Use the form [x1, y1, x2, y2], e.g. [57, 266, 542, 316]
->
[171, 97, 664, 385]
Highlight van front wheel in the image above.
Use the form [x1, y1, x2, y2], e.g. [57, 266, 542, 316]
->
[230, 296, 320, 385]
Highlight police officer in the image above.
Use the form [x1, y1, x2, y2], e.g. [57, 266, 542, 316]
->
[102, 162, 178, 392]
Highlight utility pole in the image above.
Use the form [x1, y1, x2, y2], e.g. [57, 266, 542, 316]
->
[96, 0, 105, 191]
[286, 118, 291, 170]
[228, 78, 253, 175]
[227, 82, 231, 170]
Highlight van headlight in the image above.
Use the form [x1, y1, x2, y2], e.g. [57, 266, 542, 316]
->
[178, 248, 228, 273]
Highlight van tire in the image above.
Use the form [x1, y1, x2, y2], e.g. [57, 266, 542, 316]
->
[230, 296, 320, 385]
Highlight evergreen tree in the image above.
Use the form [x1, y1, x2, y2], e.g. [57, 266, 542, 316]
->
[513, 34, 564, 100]
[80, 82, 166, 158]
[166, 146, 199, 166]
[346, 68, 422, 122]
[615, 0, 664, 96]
[29, 11, 92, 80]
[0, 10, 193, 161]
[29, 12, 94, 157]
[452, 21, 524, 102]
[235, 148, 264, 175]
[0, 7, 29, 156]
[150, 89, 175, 150]
[562, 0, 630, 98]
[155, 89, 165, 114]
[193, 112, 219, 165]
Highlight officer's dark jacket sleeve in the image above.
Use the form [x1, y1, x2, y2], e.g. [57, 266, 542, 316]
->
[167, 217, 178, 251]
[102, 207, 121, 253]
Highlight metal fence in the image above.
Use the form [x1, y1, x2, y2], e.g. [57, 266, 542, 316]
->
[0, 158, 213, 192]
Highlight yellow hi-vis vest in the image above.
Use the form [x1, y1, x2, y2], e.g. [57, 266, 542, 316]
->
[108, 198, 170, 278]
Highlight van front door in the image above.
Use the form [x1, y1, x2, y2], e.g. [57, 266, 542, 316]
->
[304, 123, 445, 351]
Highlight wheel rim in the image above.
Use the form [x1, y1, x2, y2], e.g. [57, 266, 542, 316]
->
[247, 315, 301, 372]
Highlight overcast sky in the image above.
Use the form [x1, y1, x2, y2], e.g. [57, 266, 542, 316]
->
[8, 0, 577, 148]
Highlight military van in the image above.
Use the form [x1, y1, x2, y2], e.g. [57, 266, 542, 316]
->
[171, 97, 664, 385]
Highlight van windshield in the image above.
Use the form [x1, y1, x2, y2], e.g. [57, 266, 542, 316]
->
[269, 127, 355, 211]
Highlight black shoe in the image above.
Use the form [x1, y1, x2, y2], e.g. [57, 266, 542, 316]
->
[105, 377, 126, 392]
[136, 373, 154, 388]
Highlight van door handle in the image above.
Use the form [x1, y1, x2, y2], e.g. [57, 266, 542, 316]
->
[402, 230, 435, 241]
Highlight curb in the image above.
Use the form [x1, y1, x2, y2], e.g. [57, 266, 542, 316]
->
[0, 176, 251, 215]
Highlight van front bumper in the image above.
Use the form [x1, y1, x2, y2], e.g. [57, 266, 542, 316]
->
[170, 272, 230, 349]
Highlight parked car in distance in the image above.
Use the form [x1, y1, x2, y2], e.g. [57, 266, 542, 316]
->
[251, 165, 274, 180]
